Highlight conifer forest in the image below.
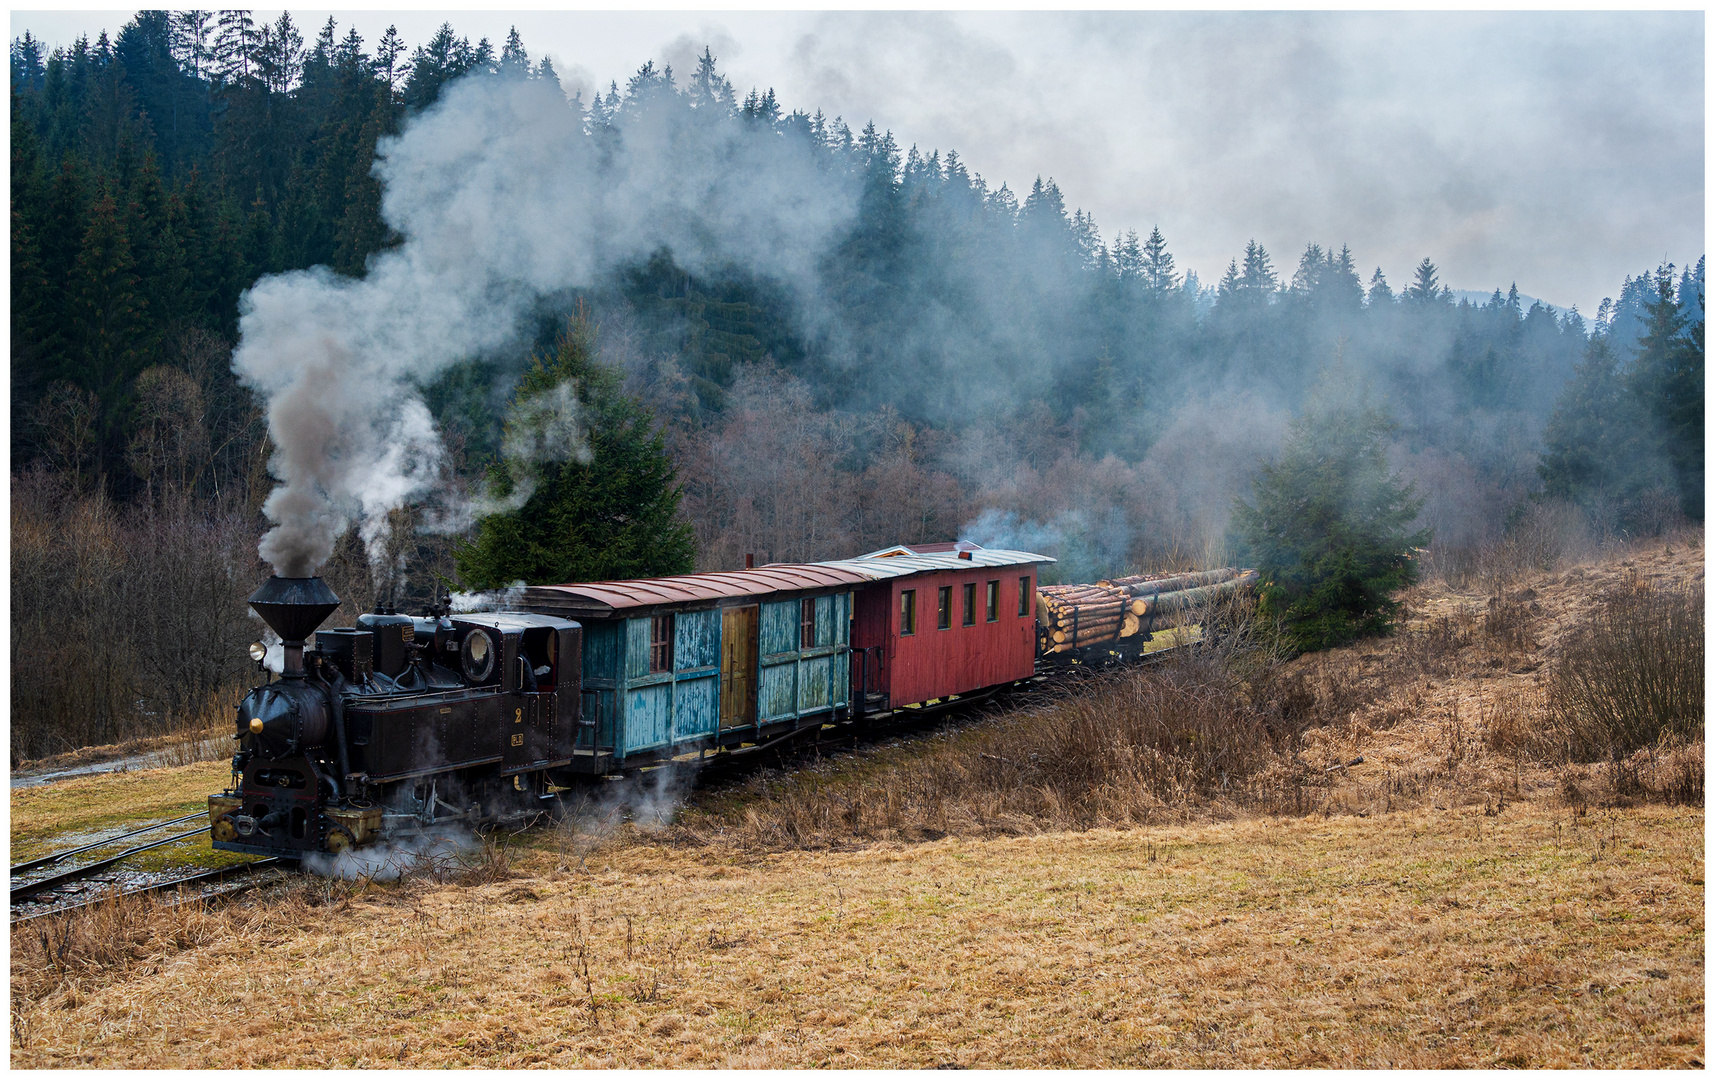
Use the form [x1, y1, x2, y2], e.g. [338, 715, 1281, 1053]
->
[8, 13, 1704, 759]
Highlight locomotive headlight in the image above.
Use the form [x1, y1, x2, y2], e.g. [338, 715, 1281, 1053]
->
[249, 641, 267, 662]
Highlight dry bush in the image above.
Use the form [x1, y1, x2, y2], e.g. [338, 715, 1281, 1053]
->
[1396, 607, 1479, 677]
[1482, 594, 1538, 655]
[1546, 578, 1703, 764]
[1425, 499, 1598, 591]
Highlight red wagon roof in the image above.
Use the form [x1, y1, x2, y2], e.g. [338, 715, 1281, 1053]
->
[519, 545, 1053, 618]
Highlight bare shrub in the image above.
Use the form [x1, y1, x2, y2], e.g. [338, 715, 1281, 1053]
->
[12, 469, 140, 758]
[1397, 607, 1479, 677]
[11, 468, 263, 763]
[1480, 682, 1551, 758]
[1546, 579, 1703, 763]
[1482, 594, 1538, 656]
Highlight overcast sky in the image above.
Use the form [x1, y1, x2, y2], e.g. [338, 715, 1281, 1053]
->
[14, 9, 1704, 315]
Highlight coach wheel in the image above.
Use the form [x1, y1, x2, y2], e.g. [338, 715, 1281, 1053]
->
[324, 827, 355, 855]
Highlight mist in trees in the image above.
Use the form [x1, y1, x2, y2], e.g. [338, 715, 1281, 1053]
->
[8, 11, 1706, 754]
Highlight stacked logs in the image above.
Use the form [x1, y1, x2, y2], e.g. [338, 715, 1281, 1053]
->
[1036, 583, 1135, 649]
[1036, 567, 1260, 654]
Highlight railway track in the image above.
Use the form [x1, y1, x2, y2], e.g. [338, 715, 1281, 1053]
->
[11, 858, 289, 925]
[10, 810, 290, 924]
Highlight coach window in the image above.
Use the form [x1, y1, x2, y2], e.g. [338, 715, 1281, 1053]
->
[900, 590, 916, 635]
[801, 597, 816, 648]
[938, 586, 953, 630]
[1018, 575, 1032, 617]
[649, 614, 674, 673]
[986, 580, 1000, 622]
[962, 582, 977, 626]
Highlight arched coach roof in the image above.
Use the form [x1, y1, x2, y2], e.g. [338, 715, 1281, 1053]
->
[518, 546, 1053, 619]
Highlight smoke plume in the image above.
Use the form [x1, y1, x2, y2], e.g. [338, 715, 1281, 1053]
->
[233, 73, 859, 578]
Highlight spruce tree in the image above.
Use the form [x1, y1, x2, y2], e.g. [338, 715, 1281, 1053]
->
[455, 311, 695, 588]
[1628, 265, 1699, 516]
[1538, 336, 1671, 531]
[1232, 367, 1428, 653]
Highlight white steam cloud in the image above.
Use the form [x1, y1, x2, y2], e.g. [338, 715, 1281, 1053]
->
[449, 581, 529, 614]
[233, 74, 860, 578]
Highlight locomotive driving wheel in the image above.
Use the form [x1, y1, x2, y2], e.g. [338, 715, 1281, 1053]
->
[324, 826, 355, 855]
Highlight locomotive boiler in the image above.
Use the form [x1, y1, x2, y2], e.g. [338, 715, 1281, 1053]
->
[209, 575, 584, 859]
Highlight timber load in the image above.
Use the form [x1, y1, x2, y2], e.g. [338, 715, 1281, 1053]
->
[1036, 567, 1260, 654]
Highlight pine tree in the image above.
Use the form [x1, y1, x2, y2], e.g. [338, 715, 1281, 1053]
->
[456, 312, 695, 588]
[1366, 267, 1392, 306]
[686, 46, 733, 112]
[1628, 264, 1704, 519]
[69, 189, 148, 409]
[498, 26, 529, 80]
[1538, 336, 1671, 532]
[375, 25, 406, 100]
[1403, 257, 1446, 304]
[1140, 226, 1177, 297]
[211, 10, 257, 87]
[170, 12, 214, 80]
[1232, 365, 1428, 653]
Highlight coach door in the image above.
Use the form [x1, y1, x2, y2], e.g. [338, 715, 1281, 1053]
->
[719, 605, 758, 729]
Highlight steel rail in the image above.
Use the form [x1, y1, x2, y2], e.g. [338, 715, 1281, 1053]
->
[10, 811, 207, 877]
[11, 858, 287, 924]
[10, 827, 209, 902]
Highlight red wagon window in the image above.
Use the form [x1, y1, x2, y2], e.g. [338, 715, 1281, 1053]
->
[801, 597, 816, 648]
[962, 582, 976, 626]
[986, 580, 999, 622]
[937, 586, 952, 630]
[900, 590, 916, 635]
[649, 614, 674, 673]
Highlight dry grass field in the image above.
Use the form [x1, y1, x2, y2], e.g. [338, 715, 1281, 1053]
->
[11, 533, 1704, 1068]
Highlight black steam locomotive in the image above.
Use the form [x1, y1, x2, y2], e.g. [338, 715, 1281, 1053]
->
[209, 576, 585, 859]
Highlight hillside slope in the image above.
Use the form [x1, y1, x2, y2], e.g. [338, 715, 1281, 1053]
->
[11, 535, 1703, 1067]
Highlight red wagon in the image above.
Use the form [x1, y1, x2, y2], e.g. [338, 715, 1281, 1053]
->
[826, 543, 1052, 712]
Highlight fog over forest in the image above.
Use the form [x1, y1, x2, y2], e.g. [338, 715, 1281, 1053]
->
[8, 13, 1703, 756]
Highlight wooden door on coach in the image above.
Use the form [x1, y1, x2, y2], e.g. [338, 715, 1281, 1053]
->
[719, 605, 758, 729]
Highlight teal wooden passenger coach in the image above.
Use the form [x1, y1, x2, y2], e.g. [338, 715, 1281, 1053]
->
[520, 565, 862, 772]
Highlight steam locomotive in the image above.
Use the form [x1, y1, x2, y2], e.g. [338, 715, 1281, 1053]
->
[210, 575, 585, 858]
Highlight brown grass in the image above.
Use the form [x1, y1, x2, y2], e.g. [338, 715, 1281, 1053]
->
[10, 760, 235, 862]
[10, 802, 1703, 1068]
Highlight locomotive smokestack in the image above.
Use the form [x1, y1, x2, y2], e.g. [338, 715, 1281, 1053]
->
[248, 576, 341, 678]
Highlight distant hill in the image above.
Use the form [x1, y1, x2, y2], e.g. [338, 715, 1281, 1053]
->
[1448, 288, 1567, 314]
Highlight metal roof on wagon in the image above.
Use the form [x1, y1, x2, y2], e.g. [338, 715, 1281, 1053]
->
[518, 545, 1053, 618]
